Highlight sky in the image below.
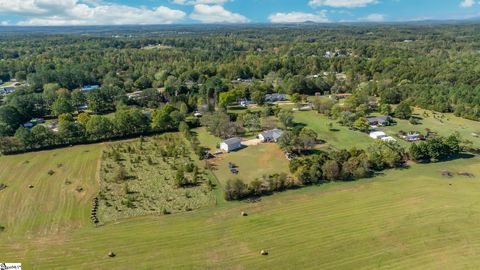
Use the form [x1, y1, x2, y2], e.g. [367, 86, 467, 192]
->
[0, 0, 479, 26]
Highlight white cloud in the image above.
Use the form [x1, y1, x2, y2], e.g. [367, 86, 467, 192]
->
[1, 21, 10, 26]
[190, 4, 248, 23]
[172, 0, 230, 5]
[460, 0, 476, 7]
[0, 0, 186, 26]
[359, 13, 385, 22]
[309, 0, 377, 8]
[269, 11, 329, 23]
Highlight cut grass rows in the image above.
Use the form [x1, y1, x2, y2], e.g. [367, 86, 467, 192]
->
[2, 154, 480, 269]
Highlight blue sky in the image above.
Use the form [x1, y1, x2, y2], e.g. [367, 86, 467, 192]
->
[0, 0, 479, 26]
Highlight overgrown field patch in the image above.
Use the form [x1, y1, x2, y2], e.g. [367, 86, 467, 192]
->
[98, 134, 215, 221]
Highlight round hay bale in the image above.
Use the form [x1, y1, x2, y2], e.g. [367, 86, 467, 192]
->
[28, 185, 34, 189]
[108, 251, 116, 257]
[260, 250, 268, 256]
[241, 211, 248, 216]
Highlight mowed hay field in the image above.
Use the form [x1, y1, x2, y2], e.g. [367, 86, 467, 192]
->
[2, 152, 480, 269]
[0, 144, 104, 239]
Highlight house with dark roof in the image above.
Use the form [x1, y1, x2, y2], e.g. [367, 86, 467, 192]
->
[0, 86, 15, 94]
[258, 129, 283, 142]
[265, 93, 287, 102]
[220, 137, 242, 152]
[367, 116, 392, 126]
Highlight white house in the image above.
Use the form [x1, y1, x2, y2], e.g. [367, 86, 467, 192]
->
[369, 131, 387, 140]
[220, 138, 242, 152]
[259, 129, 283, 142]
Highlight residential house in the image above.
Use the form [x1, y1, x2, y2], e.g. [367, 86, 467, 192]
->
[80, 85, 100, 92]
[258, 129, 283, 142]
[265, 93, 287, 102]
[220, 138, 243, 152]
[367, 116, 392, 126]
[0, 86, 16, 94]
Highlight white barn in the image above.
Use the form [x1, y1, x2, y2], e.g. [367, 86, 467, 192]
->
[220, 138, 242, 152]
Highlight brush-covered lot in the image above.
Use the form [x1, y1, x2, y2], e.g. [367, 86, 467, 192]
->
[1, 140, 480, 269]
[99, 134, 215, 221]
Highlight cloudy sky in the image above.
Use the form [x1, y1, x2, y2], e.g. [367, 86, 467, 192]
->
[0, 0, 479, 26]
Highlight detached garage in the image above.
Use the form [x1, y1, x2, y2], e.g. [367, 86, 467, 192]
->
[220, 138, 242, 152]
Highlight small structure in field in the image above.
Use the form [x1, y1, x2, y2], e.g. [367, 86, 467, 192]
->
[260, 250, 269, 256]
[258, 129, 283, 143]
[220, 138, 242, 152]
[381, 136, 397, 142]
[441, 170, 453, 177]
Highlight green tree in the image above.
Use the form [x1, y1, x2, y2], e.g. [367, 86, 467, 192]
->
[353, 117, 370, 132]
[394, 101, 412, 119]
[278, 110, 294, 128]
[52, 96, 74, 116]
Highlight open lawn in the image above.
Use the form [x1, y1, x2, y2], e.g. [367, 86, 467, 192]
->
[294, 110, 374, 149]
[212, 143, 292, 186]
[0, 144, 104, 239]
[1, 152, 480, 269]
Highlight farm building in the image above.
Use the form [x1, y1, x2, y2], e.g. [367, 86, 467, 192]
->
[367, 116, 391, 126]
[220, 138, 242, 152]
[370, 131, 387, 140]
[259, 129, 283, 142]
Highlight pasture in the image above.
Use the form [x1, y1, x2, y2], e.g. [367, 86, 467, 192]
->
[383, 108, 480, 148]
[0, 144, 103, 238]
[1, 153, 480, 269]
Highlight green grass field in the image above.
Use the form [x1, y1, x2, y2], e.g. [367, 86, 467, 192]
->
[0, 144, 104, 239]
[212, 143, 292, 186]
[1, 149, 480, 269]
[194, 127, 291, 186]
[294, 110, 374, 149]
[383, 108, 480, 148]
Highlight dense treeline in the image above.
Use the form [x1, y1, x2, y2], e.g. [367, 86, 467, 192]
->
[0, 104, 191, 154]
[1, 24, 479, 127]
[223, 140, 406, 201]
